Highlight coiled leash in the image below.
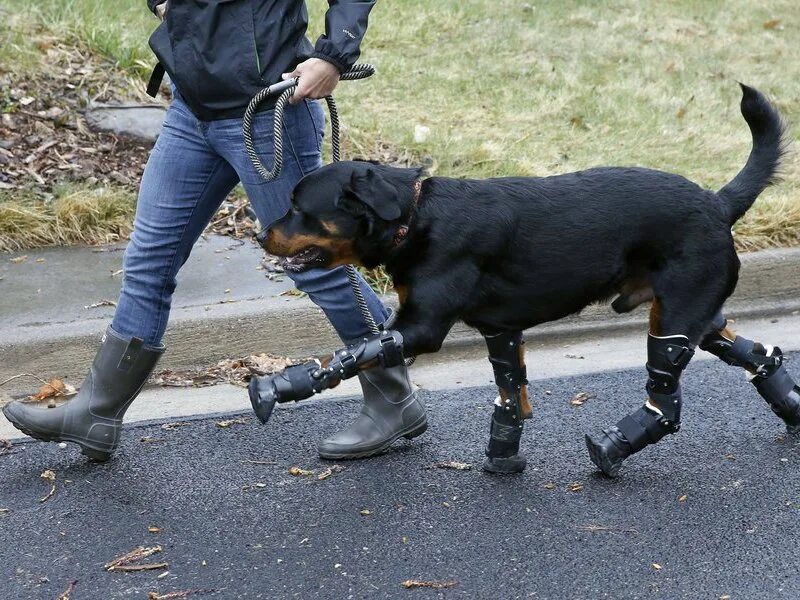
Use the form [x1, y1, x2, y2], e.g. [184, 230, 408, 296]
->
[242, 63, 382, 337]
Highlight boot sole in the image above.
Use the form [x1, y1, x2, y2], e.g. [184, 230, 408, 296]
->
[2, 405, 113, 462]
[585, 433, 623, 478]
[318, 414, 428, 460]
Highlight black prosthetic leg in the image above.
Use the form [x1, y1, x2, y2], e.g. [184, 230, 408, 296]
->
[700, 313, 800, 434]
[248, 330, 405, 424]
[586, 334, 694, 477]
[482, 331, 532, 474]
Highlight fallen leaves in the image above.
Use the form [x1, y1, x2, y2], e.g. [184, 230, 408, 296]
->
[359, 509, 372, 516]
[104, 545, 168, 572]
[147, 590, 217, 600]
[57, 580, 78, 600]
[317, 465, 345, 480]
[427, 461, 472, 471]
[288, 466, 315, 477]
[148, 526, 162, 534]
[161, 421, 191, 431]
[652, 563, 663, 571]
[215, 417, 249, 428]
[40, 469, 57, 503]
[29, 378, 76, 403]
[569, 392, 594, 407]
[84, 299, 117, 310]
[568, 482, 584, 492]
[151, 354, 295, 388]
[9, 255, 28, 264]
[678, 494, 688, 503]
[401, 580, 458, 589]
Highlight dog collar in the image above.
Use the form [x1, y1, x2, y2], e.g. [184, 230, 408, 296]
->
[393, 179, 423, 246]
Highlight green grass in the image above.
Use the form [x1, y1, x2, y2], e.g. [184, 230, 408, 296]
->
[1, 0, 799, 251]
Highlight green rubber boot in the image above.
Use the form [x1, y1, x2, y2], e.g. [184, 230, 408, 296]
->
[317, 364, 428, 460]
[2, 326, 164, 461]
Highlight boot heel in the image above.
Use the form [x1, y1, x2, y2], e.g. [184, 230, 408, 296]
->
[80, 446, 112, 462]
[403, 417, 428, 439]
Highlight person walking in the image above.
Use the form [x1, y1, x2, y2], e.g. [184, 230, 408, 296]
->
[3, 0, 427, 462]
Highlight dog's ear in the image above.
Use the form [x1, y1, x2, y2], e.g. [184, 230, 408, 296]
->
[342, 168, 402, 221]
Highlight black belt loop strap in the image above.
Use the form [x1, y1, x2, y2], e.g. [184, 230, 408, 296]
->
[146, 63, 166, 98]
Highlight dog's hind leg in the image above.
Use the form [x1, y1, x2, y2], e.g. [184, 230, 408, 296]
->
[701, 311, 800, 433]
[481, 330, 532, 474]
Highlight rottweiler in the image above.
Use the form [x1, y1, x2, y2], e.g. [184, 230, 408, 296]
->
[252, 84, 800, 477]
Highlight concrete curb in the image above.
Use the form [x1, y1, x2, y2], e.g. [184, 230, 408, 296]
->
[2, 247, 799, 396]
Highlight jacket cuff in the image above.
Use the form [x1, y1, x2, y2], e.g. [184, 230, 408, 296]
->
[310, 51, 350, 74]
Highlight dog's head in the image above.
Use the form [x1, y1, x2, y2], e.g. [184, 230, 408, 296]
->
[258, 161, 418, 272]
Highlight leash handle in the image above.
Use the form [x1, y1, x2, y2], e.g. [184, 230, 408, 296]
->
[242, 64, 375, 183]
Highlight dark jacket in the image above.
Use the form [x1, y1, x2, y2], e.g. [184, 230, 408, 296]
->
[146, 0, 376, 120]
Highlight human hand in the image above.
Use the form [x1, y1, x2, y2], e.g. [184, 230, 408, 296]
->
[282, 58, 340, 105]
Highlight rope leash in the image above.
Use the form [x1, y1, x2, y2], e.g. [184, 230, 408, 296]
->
[242, 64, 383, 337]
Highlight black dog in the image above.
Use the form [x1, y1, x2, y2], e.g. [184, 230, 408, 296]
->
[252, 84, 800, 476]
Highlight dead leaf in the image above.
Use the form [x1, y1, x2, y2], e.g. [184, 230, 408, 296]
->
[148, 526, 161, 533]
[85, 299, 117, 309]
[763, 18, 783, 30]
[427, 461, 472, 471]
[29, 379, 76, 402]
[724, 453, 736, 461]
[570, 392, 594, 407]
[568, 482, 584, 492]
[10, 255, 28, 264]
[544, 482, 556, 490]
[104, 545, 164, 571]
[161, 421, 191, 431]
[678, 494, 688, 502]
[57, 580, 78, 600]
[288, 466, 314, 477]
[147, 590, 217, 599]
[215, 417, 249, 428]
[112, 563, 169, 572]
[652, 563, 663, 570]
[41, 469, 56, 482]
[317, 465, 345, 480]
[360, 509, 372, 516]
[401, 580, 458, 589]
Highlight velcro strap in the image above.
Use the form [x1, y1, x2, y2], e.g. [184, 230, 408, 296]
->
[117, 337, 144, 372]
[282, 364, 316, 399]
[490, 418, 521, 443]
[616, 414, 650, 452]
[754, 365, 796, 401]
[146, 63, 166, 98]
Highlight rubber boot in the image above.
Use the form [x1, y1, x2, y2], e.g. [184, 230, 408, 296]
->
[2, 326, 164, 461]
[317, 363, 427, 460]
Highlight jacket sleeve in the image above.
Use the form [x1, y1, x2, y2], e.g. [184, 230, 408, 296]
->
[311, 0, 377, 73]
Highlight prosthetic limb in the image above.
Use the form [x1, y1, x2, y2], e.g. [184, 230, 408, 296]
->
[482, 331, 533, 474]
[248, 330, 405, 424]
[700, 313, 800, 433]
[586, 334, 694, 477]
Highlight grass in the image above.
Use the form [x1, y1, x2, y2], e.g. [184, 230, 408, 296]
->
[1, 0, 799, 252]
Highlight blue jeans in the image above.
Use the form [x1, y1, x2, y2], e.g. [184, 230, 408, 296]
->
[112, 94, 388, 347]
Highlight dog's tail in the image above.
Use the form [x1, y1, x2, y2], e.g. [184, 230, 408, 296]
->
[718, 83, 787, 225]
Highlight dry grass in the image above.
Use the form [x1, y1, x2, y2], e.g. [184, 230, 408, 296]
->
[1, 0, 799, 254]
[0, 186, 134, 251]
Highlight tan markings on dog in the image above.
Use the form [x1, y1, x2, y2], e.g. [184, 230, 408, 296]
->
[324, 239, 363, 268]
[517, 342, 533, 419]
[649, 298, 662, 336]
[320, 220, 341, 235]
[394, 284, 409, 305]
[612, 278, 654, 314]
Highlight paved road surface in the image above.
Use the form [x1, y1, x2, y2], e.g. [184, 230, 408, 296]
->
[2, 358, 799, 599]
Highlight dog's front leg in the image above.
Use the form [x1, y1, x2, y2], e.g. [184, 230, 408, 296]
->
[248, 329, 407, 424]
[481, 330, 531, 474]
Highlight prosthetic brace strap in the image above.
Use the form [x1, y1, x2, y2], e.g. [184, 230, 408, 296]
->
[617, 406, 672, 452]
[753, 364, 796, 400]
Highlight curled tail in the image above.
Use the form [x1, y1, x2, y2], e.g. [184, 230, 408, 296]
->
[718, 83, 788, 225]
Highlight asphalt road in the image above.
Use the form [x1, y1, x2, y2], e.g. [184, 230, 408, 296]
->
[2, 358, 800, 600]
